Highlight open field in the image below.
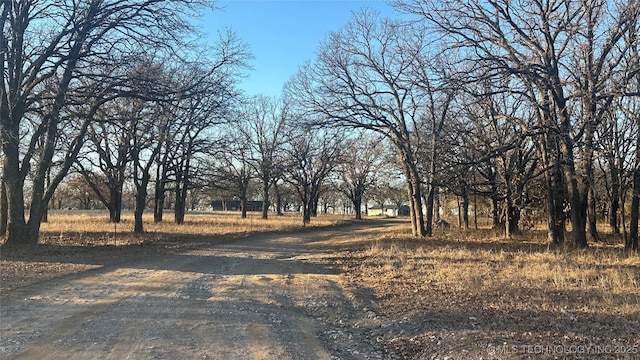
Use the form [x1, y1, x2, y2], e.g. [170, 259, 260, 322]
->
[1, 213, 639, 359]
[37, 210, 349, 246]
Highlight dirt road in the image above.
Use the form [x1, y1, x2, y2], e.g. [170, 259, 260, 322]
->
[1, 222, 389, 360]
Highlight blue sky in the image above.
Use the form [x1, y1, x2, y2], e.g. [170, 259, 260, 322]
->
[202, 0, 396, 97]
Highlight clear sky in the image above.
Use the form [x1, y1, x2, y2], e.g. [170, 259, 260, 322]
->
[202, 0, 396, 97]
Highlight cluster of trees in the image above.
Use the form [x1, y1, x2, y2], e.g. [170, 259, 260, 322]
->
[0, 0, 251, 245]
[0, 1, 389, 246]
[286, 0, 640, 250]
[2, 1, 639, 251]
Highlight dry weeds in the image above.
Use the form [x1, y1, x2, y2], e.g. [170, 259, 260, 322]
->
[335, 223, 640, 359]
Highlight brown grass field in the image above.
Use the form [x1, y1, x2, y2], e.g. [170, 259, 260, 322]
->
[2, 211, 639, 358]
[332, 221, 639, 358]
[36, 210, 348, 246]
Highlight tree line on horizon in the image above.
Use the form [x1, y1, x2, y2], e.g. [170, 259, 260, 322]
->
[1, 0, 639, 250]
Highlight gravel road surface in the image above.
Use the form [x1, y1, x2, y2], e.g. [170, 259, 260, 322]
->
[1, 222, 388, 360]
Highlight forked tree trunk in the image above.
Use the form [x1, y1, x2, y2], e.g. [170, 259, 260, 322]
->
[561, 147, 588, 248]
[556, 96, 588, 248]
[134, 171, 151, 233]
[3, 157, 36, 245]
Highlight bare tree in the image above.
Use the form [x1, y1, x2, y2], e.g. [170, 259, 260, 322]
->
[153, 31, 250, 224]
[0, 0, 211, 245]
[454, 87, 539, 236]
[172, 83, 238, 224]
[283, 125, 342, 225]
[76, 100, 132, 223]
[597, 104, 636, 236]
[626, 17, 640, 250]
[287, 10, 436, 236]
[335, 133, 385, 220]
[129, 98, 168, 233]
[211, 128, 256, 219]
[236, 95, 288, 219]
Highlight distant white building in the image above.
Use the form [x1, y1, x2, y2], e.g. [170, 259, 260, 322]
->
[368, 205, 410, 217]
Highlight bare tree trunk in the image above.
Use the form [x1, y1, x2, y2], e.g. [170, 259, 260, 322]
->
[629, 173, 639, 250]
[0, 177, 7, 236]
[462, 192, 469, 230]
[504, 199, 511, 239]
[423, 183, 434, 236]
[587, 187, 600, 241]
[628, 122, 640, 250]
[301, 186, 311, 225]
[425, 133, 437, 236]
[557, 99, 588, 248]
[303, 203, 311, 224]
[175, 186, 186, 224]
[42, 169, 51, 223]
[608, 148, 621, 233]
[240, 194, 248, 219]
[491, 194, 501, 229]
[354, 195, 362, 220]
[109, 187, 122, 223]
[547, 165, 566, 245]
[310, 190, 320, 218]
[175, 173, 189, 225]
[134, 174, 150, 234]
[273, 182, 283, 216]
[261, 175, 270, 220]
[621, 192, 628, 243]
[153, 160, 167, 223]
[403, 156, 426, 237]
[560, 145, 588, 248]
[536, 92, 566, 245]
[3, 147, 34, 245]
[134, 193, 146, 233]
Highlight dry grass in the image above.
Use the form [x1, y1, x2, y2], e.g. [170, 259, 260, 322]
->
[337, 223, 640, 359]
[36, 210, 349, 247]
